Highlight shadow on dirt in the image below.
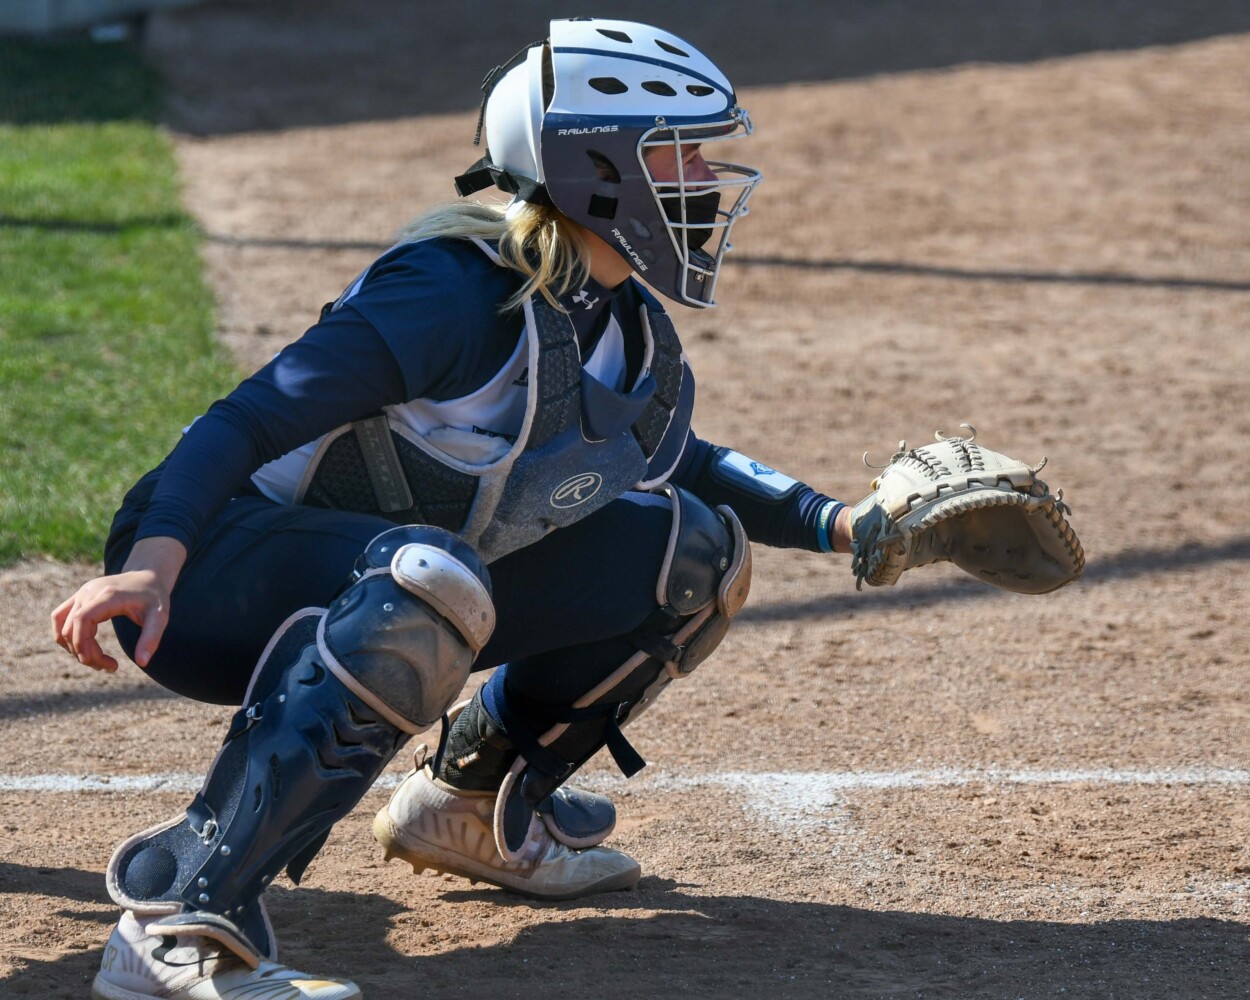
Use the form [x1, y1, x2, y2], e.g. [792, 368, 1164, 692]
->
[0, 214, 189, 235]
[728, 256, 1250, 295]
[0, 862, 110, 910]
[0, 681, 176, 721]
[139, 0, 1250, 134]
[190, 228, 1250, 294]
[3, 867, 1245, 998]
[742, 535, 1250, 623]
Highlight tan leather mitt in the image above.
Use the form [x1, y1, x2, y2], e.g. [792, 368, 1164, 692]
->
[849, 426, 1084, 594]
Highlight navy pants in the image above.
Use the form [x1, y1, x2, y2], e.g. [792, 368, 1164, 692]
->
[105, 468, 673, 708]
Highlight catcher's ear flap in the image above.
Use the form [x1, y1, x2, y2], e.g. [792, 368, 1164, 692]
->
[945, 503, 1083, 594]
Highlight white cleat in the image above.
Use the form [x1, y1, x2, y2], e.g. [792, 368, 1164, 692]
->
[374, 766, 641, 901]
[92, 910, 361, 1000]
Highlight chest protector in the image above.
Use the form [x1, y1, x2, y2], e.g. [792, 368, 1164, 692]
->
[295, 241, 694, 563]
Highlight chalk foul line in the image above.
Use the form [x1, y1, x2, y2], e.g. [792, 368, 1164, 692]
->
[6, 767, 1247, 796]
[617, 768, 1250, 831]
[4, 767, 1246, 834]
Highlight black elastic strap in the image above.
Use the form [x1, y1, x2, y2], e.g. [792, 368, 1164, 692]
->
[537, 702, 647, 779]
[454, 156, 553, 206]
[604, 711, 647, 777]
[631, 631, 682, 664]
[454, 156, 502, 196]
[490, 687, 575, 783]
[429, 710, 452, 782]
[491, 681, 647, 783]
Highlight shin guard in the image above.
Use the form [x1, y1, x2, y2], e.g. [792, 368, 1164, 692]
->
[454, 486, 751, 862]
[107, 526, 493, 963]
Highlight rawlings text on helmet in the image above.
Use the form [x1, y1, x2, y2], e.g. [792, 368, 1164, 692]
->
[610, 229, 649, 272]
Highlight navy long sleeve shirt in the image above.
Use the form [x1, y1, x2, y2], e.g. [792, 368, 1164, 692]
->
[135, 238, 837, 554]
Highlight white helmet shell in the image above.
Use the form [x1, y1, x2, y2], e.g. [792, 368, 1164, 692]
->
[482, 46, 546, 185]
[546, 19, 736, 121]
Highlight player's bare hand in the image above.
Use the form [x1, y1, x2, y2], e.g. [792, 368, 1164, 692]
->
[51, 570, 172, 672]
[51, 536, 188, 671]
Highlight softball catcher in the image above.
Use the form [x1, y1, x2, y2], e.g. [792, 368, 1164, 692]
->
[53, 18, 1082, 1000]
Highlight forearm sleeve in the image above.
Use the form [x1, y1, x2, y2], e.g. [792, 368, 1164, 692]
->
[670, 435, 843, 552]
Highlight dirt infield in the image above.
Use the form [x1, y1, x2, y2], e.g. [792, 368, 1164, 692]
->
[3, 4, 1249, 997]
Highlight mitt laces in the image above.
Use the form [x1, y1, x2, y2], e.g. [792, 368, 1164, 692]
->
[863, 423, 980, 471]
[861, 424, 1072, 513]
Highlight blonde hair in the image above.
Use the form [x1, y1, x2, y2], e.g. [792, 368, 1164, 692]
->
[398, 200, 590, 312]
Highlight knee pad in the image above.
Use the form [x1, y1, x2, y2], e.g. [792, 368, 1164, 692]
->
[326, 524, 494, 731]
[470, 485, 751, 861]
[106, 526, 493, 964]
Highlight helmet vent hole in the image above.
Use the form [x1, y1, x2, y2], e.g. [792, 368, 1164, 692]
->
[587, 150, 621, 184]
[588, 194, 618, 220]
[642, 81, 677, 97]
[686, 85, 715, 97]
[597, 28, 633, 43]
[589, 77, 629, 95]
[655, 39, 690, 57]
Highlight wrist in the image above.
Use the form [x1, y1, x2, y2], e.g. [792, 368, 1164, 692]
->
[121, 536, 187, 591]
[832, 504, 853, 554]
[816, 500, 847, 553]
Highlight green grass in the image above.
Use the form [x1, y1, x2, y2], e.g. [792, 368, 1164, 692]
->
[0, 39, 237, 563]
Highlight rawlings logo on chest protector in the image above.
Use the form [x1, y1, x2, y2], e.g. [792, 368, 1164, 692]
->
[550, 473, 604, 508]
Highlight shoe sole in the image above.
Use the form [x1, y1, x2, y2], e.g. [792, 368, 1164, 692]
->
[92, 975, 154, 1000]
[372, 808, 640, 902]
[93, 972, 361, 1000]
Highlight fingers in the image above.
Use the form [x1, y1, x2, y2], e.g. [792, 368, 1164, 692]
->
[53, 571, 173, 674]
[50, 597, 74, 653]
[133, 607, 169, 669]
[66, 595, 119, 672]
[55, 587, 133, 672]
[74, 625, 119, 672]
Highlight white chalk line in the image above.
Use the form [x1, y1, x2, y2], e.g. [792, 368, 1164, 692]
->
[6, 767, 1247, 796]
[643, 768, 1250, 830]
[4, 767, 1247, 833]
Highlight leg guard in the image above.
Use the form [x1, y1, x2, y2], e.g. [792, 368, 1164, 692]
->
[446, 485, 751, 862]
[106, 526, 493, 964]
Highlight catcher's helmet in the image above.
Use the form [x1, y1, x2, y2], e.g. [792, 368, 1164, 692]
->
[455, 18, 762, 308]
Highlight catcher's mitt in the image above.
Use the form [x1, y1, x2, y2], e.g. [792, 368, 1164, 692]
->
[849, 425, 1084, 594]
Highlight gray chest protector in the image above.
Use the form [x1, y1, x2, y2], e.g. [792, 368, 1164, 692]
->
[302, 266, 693, 563]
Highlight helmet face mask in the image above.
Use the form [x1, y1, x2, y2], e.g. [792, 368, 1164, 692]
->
[637, 114, 760, 306]
[461, 19, 763, 308]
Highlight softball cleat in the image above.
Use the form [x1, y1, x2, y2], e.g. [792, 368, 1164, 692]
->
[92, 910, 360, 1000]
[374, 764, 640, 901]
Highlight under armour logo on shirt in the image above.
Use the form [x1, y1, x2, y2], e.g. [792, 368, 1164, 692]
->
[571, 289, 599, 310]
